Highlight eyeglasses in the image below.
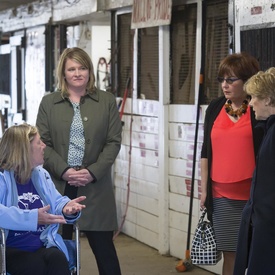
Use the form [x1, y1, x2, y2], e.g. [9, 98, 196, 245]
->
[217, 77, 241, 84]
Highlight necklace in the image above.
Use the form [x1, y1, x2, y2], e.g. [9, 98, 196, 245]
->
[224, 98, 249, 118]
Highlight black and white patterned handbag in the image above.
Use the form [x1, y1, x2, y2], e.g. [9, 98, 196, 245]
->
[191, 208, 222, 265]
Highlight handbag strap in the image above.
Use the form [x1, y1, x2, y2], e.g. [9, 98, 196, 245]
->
[198, 208, 211, 249]
[198, 208, 207, 223]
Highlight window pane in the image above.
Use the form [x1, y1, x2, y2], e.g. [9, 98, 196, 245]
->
[138, 27, 159, 100]
[241, 27, 275, 71]
[0, 54, 10, 95]
[117, 13, 134, 98]
[170, 4, 197, 104]
[203, 0, 229, 104]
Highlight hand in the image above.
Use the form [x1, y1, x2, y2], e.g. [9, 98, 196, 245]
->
[67, 169, 94, 187]
[63, 196, 86, 215]
[62, 168, 78, 182]
[38, 205, 66, 224]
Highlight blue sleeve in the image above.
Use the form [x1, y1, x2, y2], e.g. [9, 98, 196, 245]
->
[0, 173, 38, 231]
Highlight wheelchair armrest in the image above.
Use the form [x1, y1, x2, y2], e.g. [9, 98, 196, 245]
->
[63, 223, 80, 275]
[74, 223, 80, 274]
[0, 227, 7, 275]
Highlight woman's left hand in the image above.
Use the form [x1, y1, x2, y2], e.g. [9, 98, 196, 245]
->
[67, 169, 94, 187]
[63, 196, 86, 215]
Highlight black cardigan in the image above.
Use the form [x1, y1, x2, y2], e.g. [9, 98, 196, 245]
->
[200, 96, 264, 222]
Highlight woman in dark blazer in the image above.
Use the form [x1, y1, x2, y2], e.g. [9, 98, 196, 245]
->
[200, 52, 264, 275]
[36, 47, 122, 275]
[234, 68, 275, 275]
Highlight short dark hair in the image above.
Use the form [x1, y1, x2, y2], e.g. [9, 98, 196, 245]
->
[218, 52, 260, 82]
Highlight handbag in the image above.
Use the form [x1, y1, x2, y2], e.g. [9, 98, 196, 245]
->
[191, 208, 222, 265]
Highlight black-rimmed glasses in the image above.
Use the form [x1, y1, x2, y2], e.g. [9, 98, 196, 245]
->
[217, 77, 241, 84]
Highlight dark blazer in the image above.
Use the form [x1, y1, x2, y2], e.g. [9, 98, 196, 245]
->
[201, 96, 264, 222]
[234, 115, 275, 275]
[36, 89, 122, 231]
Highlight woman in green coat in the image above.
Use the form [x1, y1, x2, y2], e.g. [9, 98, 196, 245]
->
[36, 47, 122, 275]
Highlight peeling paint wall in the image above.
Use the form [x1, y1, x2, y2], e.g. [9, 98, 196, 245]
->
[235, 0, 275, 29]
[25, 26, 45, 125]
[0, 1, 51, 32]
[0, 0, 108, 33]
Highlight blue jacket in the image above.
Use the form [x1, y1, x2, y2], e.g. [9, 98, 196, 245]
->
[0, 166, 80, 265]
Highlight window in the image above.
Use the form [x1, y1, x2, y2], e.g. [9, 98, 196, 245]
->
[203, 0, 229, 104]
[0, 53, 10, 95]
[117, 13, 134, 98]
[171, 1, 228, 105]
[138, 27, 159, 100]
[241, 27, 275, 71]
[170, 4, 197, 104]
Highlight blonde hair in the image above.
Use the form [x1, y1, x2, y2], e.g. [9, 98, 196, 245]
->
[56, 47, 96, 97]
[0, 124, 38, 183]
[244, 67, 275, 106]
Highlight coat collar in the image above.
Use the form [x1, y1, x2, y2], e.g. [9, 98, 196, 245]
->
[255, 115, 275, 134]
[265, 114, 275, 130]
[52, 89, 99, 104]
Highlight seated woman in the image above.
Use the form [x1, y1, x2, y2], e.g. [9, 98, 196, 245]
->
[0, 124, 86, 275]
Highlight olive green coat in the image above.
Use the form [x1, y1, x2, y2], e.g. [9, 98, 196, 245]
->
[36, 89, 122, 231]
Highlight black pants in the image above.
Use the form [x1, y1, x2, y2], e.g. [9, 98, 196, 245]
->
[62, 183, 78, 239]
[84, 231, 121, 275]
[63, 183, 121, 275]
[6, 247, 70, 275]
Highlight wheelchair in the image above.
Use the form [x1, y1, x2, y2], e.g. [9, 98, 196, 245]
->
[0, 223, 80, 275]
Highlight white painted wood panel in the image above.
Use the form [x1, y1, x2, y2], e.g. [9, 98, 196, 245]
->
[122, 219, 159, 249]
[169, 210, 189, 232]
[121, 113, 159, 134]
[136, 223, 159, 249]
[169, 105, 204, 124]
[169, 193, 190, 214]
[169, 140, 202, 160]
[122, 131, 159, 151]
[114, 174, 158, 199]
[169, 175, 201, 200]
[169, 122, 204, 142]
[115, 186, 158, 216]
[169, 158, 200, 180]
[119, 146, 158, 168]
[169, 227, 187, 260]
[115, 159, 159, 184]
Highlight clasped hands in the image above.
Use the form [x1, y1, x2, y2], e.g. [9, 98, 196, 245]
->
[63, 168, 94, 187]
[38, 196, 86, 225]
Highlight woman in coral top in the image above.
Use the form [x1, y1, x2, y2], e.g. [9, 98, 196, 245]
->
[200, 52, 264, 275]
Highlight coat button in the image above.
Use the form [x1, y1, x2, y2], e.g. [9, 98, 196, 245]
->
[83, 117, 88, 121]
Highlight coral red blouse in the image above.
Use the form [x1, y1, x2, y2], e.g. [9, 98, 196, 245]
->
[210, 106, 255, 200]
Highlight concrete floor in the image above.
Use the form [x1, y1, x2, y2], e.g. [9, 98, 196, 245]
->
[79, 233, 216, 275]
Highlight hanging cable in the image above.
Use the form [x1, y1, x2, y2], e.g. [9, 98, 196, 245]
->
[114, 77, 132, 240]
